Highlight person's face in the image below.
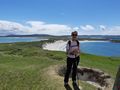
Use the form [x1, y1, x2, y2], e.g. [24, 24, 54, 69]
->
[72, 33, 77, 40]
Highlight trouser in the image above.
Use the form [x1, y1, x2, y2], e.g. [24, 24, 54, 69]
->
[64, 56, 80, 83]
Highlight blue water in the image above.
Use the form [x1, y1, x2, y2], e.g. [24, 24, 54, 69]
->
[0, 37, 46, 43]
[80, 41, 120, 57]
[0, 37, 120, 57]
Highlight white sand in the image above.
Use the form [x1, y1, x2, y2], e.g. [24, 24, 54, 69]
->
[43, 40, 67, 51]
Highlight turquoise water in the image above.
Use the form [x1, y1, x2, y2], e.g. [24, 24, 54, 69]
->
[80, 41, 120, 57]
[0, 37, 46, 43]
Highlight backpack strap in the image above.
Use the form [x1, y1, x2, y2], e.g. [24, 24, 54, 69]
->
[68, 40, 71, 48]
[76, 40, 80, 51]
[76, 40, 79, 47]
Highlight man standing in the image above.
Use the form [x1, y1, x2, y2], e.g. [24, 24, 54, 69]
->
[64, 31, 80, 87]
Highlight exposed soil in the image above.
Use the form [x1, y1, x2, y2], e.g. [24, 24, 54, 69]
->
[57, 65, 114, 90]
[44, 65, 114, 90]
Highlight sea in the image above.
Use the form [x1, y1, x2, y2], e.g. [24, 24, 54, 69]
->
[0, 37, 120, 57]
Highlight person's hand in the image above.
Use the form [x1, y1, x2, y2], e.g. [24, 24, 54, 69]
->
[69, 50, 75, 55]
[69, 51, 75, 55]
[69, 50, 76, 55]
[73, 49, 78, 53]
[69, 49, 79, 55]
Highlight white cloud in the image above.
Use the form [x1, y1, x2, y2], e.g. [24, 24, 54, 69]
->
[99, 25, 106, 30]
[26, 21, 72, 35]
[0, 20, 29, 35]
[0, 20, 24, 31]
[101, 26, 120, 35]
[0, 20, 73, 35]
[0, 20, 120, 35]
[73, 27, 79, 30]
[80, 25, 95, 31]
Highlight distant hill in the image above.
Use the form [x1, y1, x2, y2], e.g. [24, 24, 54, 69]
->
[1, 34, 53, 37]
[0, 34, 120, 41]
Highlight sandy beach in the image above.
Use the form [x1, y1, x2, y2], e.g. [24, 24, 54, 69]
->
[43, 40, 67, 51]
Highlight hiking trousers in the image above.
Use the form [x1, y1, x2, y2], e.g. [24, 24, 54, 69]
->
[64, 56, 80, 83]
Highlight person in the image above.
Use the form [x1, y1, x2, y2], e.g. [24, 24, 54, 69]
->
[64, 31, 80, 87]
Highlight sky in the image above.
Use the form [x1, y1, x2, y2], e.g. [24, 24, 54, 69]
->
[0, 0, 120, 35]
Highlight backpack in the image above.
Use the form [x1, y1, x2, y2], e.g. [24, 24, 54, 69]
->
[68, 40, 79, 49]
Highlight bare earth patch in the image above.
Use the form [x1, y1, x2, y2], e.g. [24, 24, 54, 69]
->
[57, 65, 114, 90]
[44, 65, 114, 90]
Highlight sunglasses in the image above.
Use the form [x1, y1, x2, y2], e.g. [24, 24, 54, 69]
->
[72, 34, 77, 36]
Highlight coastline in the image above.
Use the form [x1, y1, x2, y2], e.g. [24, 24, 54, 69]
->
[43, 40, 109, 52]
[0, 40, 119, 90]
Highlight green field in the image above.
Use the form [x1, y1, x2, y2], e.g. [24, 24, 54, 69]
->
[0, 40, 120, 90]
[111, 40, 120, 43]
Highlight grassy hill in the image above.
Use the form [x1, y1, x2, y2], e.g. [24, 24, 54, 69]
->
[0, 40, 120, 90]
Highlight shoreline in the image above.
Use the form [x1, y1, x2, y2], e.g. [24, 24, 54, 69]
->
[0, 39, 119, 57]
[42, 40, 109, 51]
[42, 40, 120, 57]
[0, 36, 115, 43]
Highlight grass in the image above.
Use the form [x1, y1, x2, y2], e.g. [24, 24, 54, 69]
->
[80, 53, 120, 79]
[0, 40, 120, 90]
[110, 40, 120, 43]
